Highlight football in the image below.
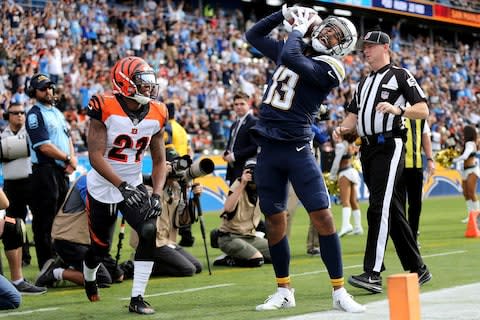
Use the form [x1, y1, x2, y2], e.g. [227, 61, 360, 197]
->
[287, 12, 322, 37]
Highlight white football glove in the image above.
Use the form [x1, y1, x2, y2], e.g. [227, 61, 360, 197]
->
[291, 9, 319, 37]
[282, 6, 318, 33]
[282, 4, 293, 21]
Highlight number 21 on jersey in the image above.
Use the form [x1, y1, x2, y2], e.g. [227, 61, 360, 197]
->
[263, 66, 299, 110]
[108, 134, 150, 163]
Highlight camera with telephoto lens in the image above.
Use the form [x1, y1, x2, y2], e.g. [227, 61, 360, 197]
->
[0, 134, 30, 162]
[244, 158, 256, 184]
[169, 155, 215, 182]
[170, 155, 192, 178]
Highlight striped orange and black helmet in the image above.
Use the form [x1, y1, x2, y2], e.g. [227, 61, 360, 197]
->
[111, 56, 158, 104]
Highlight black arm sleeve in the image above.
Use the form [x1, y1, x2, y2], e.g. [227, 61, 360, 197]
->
[245, 11, 284, 62]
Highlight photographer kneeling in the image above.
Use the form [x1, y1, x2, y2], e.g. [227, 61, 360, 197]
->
[214, 159, 271, 267]
[36, 175, 124, 288]
[128, 149, 203, 277]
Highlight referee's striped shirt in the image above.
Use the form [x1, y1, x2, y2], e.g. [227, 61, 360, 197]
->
[346, 63, 427, 137]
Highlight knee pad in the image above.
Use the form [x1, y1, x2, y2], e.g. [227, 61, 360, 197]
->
[139, 221, 157, 242]
[1, 217, 25, 250]
[134, 220, 157, 260]
[210, 228, 219, 248]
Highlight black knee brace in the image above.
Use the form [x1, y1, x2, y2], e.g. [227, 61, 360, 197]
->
[1, 217, 25, 250]
[134, 219, 157, 260]
[139, 220, 157, 242]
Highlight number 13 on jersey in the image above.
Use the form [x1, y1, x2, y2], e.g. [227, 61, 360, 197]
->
[263, 66, 299, 110]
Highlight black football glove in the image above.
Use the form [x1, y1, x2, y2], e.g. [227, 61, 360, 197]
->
[145, 193, 162, 220]
[118, 181, 146, 209]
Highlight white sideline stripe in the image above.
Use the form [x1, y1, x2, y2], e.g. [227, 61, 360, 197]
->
[292, 250, 465, 277]
[119, 283, 234, 300]
[423, 249, 466, 258]
[0, 307, 60, 317]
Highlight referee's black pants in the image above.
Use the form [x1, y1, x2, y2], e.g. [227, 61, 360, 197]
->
[31, 164, 69, 269]
[360, 137, 424, 274]
[403, 168, 424, 241]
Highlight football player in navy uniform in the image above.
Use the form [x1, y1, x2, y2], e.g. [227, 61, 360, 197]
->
[83, 56, 168, 314]
[245, 5, 365, 313]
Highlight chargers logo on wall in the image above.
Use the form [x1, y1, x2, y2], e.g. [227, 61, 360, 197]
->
[193, 155, 229, 211]
[423, 164, 462, 198]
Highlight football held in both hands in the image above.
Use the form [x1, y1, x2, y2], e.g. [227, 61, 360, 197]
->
[287, 10, 322, 37]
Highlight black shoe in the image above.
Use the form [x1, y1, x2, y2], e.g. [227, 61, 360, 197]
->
[129, 295, 155, 314]
[84, 280, 100, 302]
[35, 257, 62, 287]
[213, 254, 235, 266]
[413, 265, 432, 286]
[179, 235, 195, 247]
[13, 279, 47, 295]
[348, 272, 383, 294]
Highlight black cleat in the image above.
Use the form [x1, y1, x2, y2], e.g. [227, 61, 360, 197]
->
[129, 295, 155, 314]
[348, 272, 383, 294]
[84, 280, 100, 302]
[35, 257, 62, 287]
[413, 265, 432, 286]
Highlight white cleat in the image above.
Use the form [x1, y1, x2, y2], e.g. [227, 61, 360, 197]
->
[332, 288, 366, 313]
[352, 226, 364, 235]
[338, 225, 353, 237]
[256, 288, 296, 311]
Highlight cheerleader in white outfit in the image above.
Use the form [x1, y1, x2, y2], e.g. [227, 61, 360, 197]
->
[330, 134, 363, 237]
[453, 125, 480, 223]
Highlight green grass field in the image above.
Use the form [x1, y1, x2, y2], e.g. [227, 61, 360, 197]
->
[2, 195, 477, 319]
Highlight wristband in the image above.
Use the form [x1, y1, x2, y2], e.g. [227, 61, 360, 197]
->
[427, 158, 433, 161]
[65, 155, 71, 164]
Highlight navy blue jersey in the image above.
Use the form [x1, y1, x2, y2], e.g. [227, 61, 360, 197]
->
[245, 12, 346, 142]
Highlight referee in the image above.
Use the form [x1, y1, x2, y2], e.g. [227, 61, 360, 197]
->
[404, 119, 435, 244]
[334, 31, 432, 294]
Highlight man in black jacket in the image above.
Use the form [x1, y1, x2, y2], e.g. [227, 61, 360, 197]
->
[223, 91, 258, 186]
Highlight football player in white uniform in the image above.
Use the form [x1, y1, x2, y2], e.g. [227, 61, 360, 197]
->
[83, 56, 168, 315]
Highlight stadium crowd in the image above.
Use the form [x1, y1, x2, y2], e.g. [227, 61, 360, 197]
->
[0, 0, 479, 157]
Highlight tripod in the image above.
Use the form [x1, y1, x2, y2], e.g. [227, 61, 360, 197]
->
[193, 194, 212, 275]
[114, 216, 126, 268]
